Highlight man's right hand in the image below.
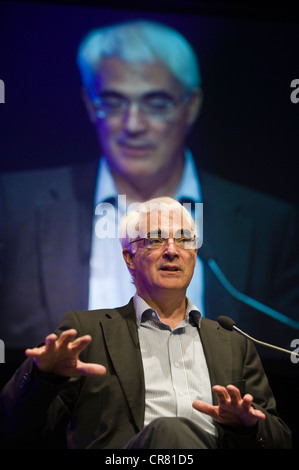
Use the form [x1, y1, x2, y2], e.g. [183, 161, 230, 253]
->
[25, 329, 107, 377]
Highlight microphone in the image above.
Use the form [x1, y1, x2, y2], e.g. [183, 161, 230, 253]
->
[218, 315, 299, 358]
[197, 250, 299, 331]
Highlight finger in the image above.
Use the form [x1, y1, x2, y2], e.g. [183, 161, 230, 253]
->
[241, 393, 254, 411]
[192, 400, 218, 420]
[212, 385, 230, 403]
[57, 329, 78, 348]
[240, 394, 265, 422]
[25, 347, 43, 358]
[25, 333, 57, 357]
[250, 408, 266, 420]
[69, 335, 92, 354]
[76, 361, 107, 377]
[226, 385, 242, 405]
[45, 333, 58, 350]
[242, 395, 266, 421]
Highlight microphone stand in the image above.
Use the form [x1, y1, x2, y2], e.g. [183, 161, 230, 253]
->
[198, 252, 299, 330]
[218, 315, 299, 359]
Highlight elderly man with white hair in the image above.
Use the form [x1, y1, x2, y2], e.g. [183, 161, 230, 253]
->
[0, 198, 292, 449]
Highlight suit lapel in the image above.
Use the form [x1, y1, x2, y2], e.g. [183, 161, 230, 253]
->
[71, 159, 99, 267]
[35, 160, 98, 328]
[200, 318, 246, 401]
[199, 319, 233, 391]
[99, 300, 145, 431]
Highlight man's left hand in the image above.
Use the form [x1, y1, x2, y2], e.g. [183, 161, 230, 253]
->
[192, 384, 266, 428]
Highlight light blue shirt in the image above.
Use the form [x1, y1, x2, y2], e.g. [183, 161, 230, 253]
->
[88, 150, 205, 312]
[134, 293, 217, 437]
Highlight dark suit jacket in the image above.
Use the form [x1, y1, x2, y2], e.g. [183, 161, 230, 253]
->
[0, 300, 292, 449]
[0, 160, 298, 350]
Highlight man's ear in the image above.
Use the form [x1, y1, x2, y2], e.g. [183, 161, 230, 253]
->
[81, 87, 97, 124]
[122, 247, 136, 275]
[186, 87, 203, 128]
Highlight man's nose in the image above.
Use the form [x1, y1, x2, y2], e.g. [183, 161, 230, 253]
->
[162, 238, 179, 258]
[123, 103, 147, 133]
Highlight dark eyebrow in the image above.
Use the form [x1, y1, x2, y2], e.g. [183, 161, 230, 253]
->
[146, 229, 162, 238]
[142, 91, 175, 100]
[97, 90, 126, 99]
[146, 229, 193, 238]
[174, 229, 192, 238]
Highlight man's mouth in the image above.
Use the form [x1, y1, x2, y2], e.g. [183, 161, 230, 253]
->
[120, 142, 149, 149]
[117, 140, 153, 154]
[159, 265, 181, 272]
[118, 137, 151, 147]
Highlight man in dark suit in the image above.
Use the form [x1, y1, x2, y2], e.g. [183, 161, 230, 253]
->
[0, 20, 298, 354]
[0, 198, 292, 449]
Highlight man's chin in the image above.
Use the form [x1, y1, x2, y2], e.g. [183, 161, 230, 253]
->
[156, 277, 187, 291]
[108, 151, 164, 177]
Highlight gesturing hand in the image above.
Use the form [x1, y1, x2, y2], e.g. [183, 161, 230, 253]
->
[192, 384, 266, 428]
[25, 329, 107, 377]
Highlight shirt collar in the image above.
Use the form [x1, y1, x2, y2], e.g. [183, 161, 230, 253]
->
[174, 149, 202, 203]
[94, 157, 119, 205]
[133, 292, 202, 327]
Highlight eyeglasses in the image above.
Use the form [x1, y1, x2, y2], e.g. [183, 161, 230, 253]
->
[92, 91, 190, 121]
[130, 236, 198, 252]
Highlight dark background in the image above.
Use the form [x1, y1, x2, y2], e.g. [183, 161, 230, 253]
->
[0, 0, 298, 449]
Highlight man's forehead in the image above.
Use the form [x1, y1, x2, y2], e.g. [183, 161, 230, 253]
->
[123, 204, 196, 241]
[95, 57, 182, 95]
[139, 209, 193, 234]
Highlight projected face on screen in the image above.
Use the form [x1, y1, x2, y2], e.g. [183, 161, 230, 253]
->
[85, 58, 199, 181]
[76, 20, 202, 187]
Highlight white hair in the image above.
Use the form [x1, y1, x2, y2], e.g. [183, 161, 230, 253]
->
[119, 197, 197, 252]
[77, 20, 201, 99]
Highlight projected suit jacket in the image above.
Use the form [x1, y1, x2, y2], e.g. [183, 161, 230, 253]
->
[0, 159, 298, 350]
